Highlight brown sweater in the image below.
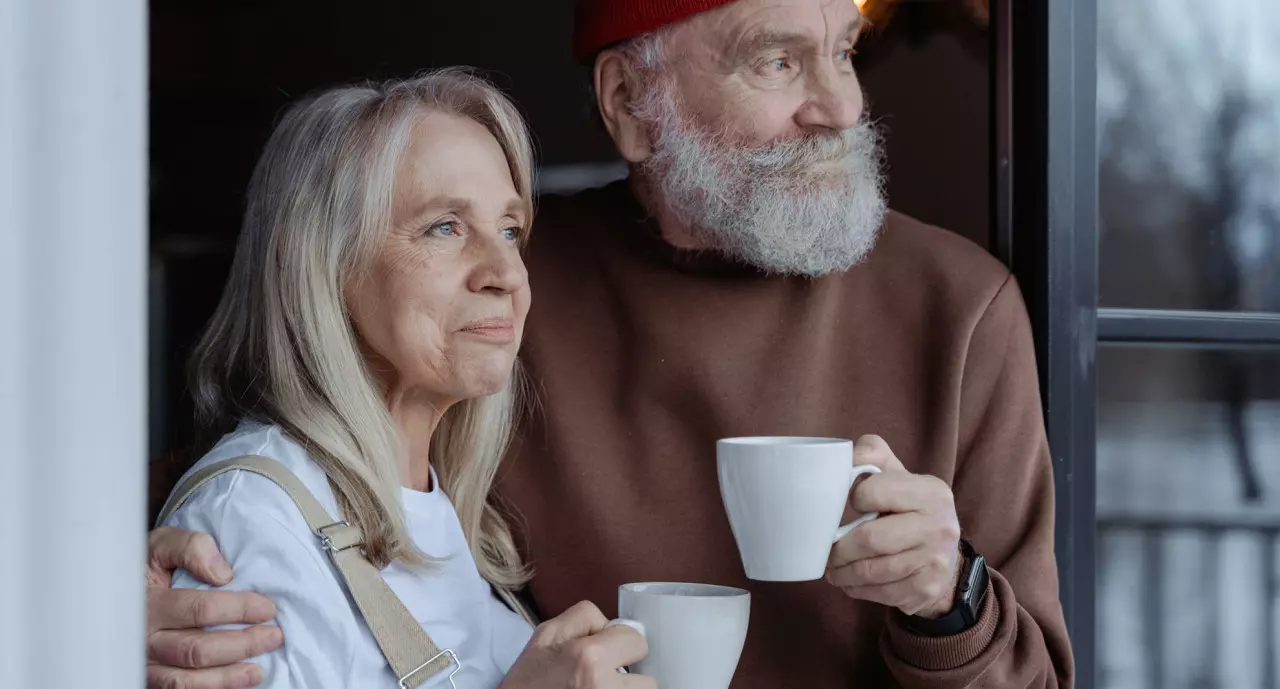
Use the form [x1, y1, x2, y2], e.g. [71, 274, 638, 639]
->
[496, 180, 1074, 688]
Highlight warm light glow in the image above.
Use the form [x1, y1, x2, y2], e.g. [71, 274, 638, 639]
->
[853, 0, 989, 28]
[856, 0, 889, 25]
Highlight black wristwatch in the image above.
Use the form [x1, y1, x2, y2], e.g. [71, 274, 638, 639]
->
[899, 539, 989, 637]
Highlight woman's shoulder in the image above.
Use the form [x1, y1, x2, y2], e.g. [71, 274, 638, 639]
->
[163, 421, 342, 541]
[165, 423, 374, 687]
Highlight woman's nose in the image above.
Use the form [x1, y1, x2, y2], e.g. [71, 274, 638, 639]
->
[468, 243, 527, 295]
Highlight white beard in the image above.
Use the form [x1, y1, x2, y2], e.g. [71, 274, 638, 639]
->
[634, 80, 889, 277]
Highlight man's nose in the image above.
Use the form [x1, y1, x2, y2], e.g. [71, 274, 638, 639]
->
[796, 65, 863, 132]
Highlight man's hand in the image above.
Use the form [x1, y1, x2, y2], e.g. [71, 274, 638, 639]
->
[146, 527, 284, 689]
[826, 435, 962, 619]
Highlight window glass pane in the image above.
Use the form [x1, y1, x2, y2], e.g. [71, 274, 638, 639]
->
[1097, 346, 1280, 689]
[1098, 0, 1280, 312]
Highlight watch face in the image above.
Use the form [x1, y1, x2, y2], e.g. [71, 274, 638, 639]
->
[900, 543, 989, 637]
[962, 554, 989, 613]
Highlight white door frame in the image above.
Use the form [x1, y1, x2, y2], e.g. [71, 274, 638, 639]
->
[0, 0, 147, 685]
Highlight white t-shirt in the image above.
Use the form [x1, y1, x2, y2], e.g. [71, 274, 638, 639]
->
[164, 421, 535, 688]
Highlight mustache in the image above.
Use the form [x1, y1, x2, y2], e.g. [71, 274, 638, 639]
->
[722, 125, 866, 177]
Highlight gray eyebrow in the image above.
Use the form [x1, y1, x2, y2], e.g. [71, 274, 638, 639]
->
[732, 17, 866, 62]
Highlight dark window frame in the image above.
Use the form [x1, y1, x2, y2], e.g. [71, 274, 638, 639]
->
[998, 0, 1280, 686]
[1000, 0, 1100, 684]
[1097, 308, 1280, 348]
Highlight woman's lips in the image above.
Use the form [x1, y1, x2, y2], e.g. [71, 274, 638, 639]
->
[458, 318, 516, 343]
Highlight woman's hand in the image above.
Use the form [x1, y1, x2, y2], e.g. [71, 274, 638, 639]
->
[500, 601, 654, 689]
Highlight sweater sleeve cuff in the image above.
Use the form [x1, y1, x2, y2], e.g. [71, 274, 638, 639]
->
[884, 575, 1000, 671]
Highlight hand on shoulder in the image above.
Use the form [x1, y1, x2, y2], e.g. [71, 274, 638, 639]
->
[146, 526, 283, 689]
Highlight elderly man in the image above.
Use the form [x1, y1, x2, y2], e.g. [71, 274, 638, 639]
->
[145, 0, 1074, 687]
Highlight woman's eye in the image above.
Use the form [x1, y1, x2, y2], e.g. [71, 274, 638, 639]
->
[500, 227, 523, 242]
[427, 221, 458, 237]
[771, 57, 791, 72]
[838, 48, 857, 62]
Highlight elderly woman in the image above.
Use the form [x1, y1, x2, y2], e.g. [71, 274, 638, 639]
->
[158, 70, 650, 689]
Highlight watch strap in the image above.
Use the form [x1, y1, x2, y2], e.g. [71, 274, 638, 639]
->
[898, 539, 989, 637]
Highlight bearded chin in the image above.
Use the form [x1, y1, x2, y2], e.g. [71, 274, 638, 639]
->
[636, 92, 889, 277]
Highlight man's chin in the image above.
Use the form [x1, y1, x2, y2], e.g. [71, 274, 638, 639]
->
[782, 164, 860, 194]
[699, 215, 882, 277]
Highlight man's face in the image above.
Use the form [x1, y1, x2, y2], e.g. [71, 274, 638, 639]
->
[668, 0, 867, 147]
[622, 0, 886, 276]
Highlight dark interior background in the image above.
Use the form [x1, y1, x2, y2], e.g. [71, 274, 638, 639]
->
[148, 0, 991, 463]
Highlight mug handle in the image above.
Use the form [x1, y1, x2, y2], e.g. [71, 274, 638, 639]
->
[832, 464, 882, 543]
[603, 619, 647, 674]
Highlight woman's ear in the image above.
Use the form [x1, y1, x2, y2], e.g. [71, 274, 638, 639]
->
[594, 51, 653, 164]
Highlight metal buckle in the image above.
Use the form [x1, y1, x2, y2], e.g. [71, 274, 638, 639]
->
[315, 520, 352, 553]
[398, 648, 460, 689]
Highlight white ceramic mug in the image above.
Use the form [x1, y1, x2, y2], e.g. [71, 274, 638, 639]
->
[717, 436, 881, 581]
[609, 582, 750, 689]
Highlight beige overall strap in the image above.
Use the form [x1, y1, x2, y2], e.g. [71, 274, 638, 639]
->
[157, 455, 454, 689]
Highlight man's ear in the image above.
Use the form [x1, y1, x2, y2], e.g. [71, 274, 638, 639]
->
[594, 51, 653, 163]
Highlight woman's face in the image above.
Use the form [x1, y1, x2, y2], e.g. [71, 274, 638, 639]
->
[347, 112, 531, 407]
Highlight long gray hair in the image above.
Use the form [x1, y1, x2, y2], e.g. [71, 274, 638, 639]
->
[190, 69, 534, 586]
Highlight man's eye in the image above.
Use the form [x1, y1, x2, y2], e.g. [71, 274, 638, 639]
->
[757, 56, 793, 77]
[838, 48, 858, 62]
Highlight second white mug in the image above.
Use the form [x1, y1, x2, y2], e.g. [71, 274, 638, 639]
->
[717, 436, 881, 581]
[611, 582, 750, 689]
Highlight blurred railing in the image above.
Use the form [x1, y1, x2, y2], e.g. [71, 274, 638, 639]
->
[1099, 512, 1280, 689]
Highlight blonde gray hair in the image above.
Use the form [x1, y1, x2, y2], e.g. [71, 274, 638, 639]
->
[190, 68, 534, 586]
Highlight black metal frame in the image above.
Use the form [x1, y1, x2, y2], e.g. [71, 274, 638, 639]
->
[999, 0, 1099, 685]
[990, 0, 1013, 268]
[999, 0, 1280, 684]
[1098, 308, 1280, 348]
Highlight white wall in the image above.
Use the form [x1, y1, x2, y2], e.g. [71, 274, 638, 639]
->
[0, 0, 147, 685]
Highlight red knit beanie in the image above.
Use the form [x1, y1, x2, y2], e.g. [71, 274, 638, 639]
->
[573, 0, 739, 64]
